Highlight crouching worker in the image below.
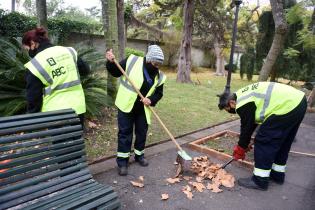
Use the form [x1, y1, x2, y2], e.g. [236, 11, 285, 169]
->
[218, 82, 307, 190]
[22, 27, 90, 127]
[105, 45, 166, 176]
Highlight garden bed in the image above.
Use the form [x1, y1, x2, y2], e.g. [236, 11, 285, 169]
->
[188, 130, 254, 169]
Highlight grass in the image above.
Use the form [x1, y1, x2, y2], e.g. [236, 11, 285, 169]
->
[85, 68, 257, 161]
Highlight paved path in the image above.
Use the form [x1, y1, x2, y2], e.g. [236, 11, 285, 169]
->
[91, 113, 315, 210]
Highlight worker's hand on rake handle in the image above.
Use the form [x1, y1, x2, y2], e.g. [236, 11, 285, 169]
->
[105, 49, 115, 62]
[141, 97, 151, 106]
[233, 145, 246, 160]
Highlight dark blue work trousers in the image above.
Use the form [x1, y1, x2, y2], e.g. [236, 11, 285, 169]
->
[254, 97, 307, 179]
[116, 108, 148, 167]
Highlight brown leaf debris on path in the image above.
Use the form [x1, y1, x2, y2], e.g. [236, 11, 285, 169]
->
[161, 194, 169, 200]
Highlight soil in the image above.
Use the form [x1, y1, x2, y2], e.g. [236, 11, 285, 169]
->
[201, 134, 254, 162]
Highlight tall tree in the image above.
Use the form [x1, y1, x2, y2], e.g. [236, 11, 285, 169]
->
[11, 0, 16, 12]
[117, 0, 125, 59]
[177, 0, 195, 83]
[101, 0, 118, 99]
[258, 0, 288, 81]
[36, 0, 47, 30]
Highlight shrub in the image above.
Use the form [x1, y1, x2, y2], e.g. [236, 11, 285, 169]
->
[125, 47, 145, 57]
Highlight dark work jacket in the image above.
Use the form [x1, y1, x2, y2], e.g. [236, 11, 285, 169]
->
[236, 102, 258, 149]
[25, 41, 90, 113]
[106, 57, 164, 113]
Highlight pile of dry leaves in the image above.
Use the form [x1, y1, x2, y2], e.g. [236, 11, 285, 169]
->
[129, 156, 235, 201]
[168, 156, 235, 199]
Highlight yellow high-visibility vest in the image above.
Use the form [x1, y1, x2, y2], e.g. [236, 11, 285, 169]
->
[115, 54, 166, 124]
[24, 46, 86, 114]
[235, 82, 304, 124]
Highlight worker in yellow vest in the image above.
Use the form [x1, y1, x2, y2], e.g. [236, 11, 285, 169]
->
[22, 27, 89, 127]
[105, 45, 166, 176]
[218, 82, 307, 190]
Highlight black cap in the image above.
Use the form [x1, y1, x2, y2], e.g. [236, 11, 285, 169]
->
[217, 90, 231, 110]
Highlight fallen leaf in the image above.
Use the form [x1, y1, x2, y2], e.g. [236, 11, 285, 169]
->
[182, 185, 193, 200]
[174, 161, 179, 165]
[88, 121, 98, 128]
[130, 181, 144, 188]
[191, 182, 206, 192]
[113, 180, 118, 184]
[161, 194, 169, 200]
[139, 176, 144, 182]
[166, 178, 180, 184]
[212, 185, 223, 193]
[183, 176, 192, 181]
[196, 176, 204, 182]
[175, 163, 182, 177]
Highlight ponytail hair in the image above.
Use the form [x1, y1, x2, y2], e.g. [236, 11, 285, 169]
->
[22, 27, 49, 46]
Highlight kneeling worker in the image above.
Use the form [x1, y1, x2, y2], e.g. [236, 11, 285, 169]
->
[218, 82, 307, 190]
[105, 45, 166, 176]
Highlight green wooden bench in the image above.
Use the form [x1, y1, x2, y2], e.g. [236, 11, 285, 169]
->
[0, 109, 120, 210]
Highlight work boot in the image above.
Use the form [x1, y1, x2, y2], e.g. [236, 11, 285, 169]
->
[270, 170, 285, 185]
[118, 166, 128, 176]
[238, 176, 268, 191]
[135, 156, 149, 167]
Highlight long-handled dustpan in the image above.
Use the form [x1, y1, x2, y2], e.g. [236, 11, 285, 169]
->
[112, 59, 192, 170]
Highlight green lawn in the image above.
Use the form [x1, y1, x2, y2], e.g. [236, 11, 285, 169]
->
[85, 69, 257, 161]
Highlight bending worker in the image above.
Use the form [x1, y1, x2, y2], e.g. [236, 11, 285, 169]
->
[218, 82, 307, 190]
[22, 27, 90, 127]
[105, 45, 166, 176]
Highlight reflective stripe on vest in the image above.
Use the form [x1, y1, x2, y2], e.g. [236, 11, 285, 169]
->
[253, 167, 271, 177]
[272, 163, 286, 173]
[45, 79, 81, 95]
[30, 58, 53, 85]
[24, 46, 86, 114]
[236, 82, 304, 124]
[119, 55, 139, 93]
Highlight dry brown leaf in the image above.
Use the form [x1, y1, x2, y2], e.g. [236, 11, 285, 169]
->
[183, 176, 192, 181]
[220, 174, 235, 188]
[211, 185, 223, 193]
[88, 121, 98, 128]
[139, 176, 144, 182]
[161, 194, 169, 200]
[166, 178, 181, 184]
[182, 185, 193, 200]
[196, 176, 204, 182]
[174, 161, 179, 165]
[175, 163, 182, 177]
[130, 181, 144, 188]
[198, 171, 207, 177]
[191, 182, 206, 192]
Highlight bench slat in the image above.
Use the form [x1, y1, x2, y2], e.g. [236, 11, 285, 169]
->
[0, 170, 92, 207]
[24, 182, 102, 210]
[76, 192, 119, 210]
[0, 144, 84, 169]
[0, 109, 74, 124]
[97, 200, 121, 210]
[0, 139, 83, 161]
[0, 163, 87, 196]
[0, 157, 86, 187]
[0, 128, 82, 144]
[0, 119, 81, 136]
[0, 150, 85, 179]
[0, 113, 78, 129]
[56, 186, 115, 210]
[0, 131, 82, 153]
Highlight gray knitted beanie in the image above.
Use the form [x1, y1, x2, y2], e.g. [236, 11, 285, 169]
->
[146, 45, 164, 64]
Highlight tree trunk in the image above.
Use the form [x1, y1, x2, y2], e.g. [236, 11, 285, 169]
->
[258, 0, 288, 81]
[117, 0, 125, 60]
[101, 0, 118, 99]
[11, 0, 15, 12]
[308, 87, 315, 108]
[177, 0, 195, 83]
[214, 38, 225, 76]
[36, 0, 47, 30]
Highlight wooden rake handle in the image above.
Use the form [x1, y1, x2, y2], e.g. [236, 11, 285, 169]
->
[112, 59, 184, 152]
